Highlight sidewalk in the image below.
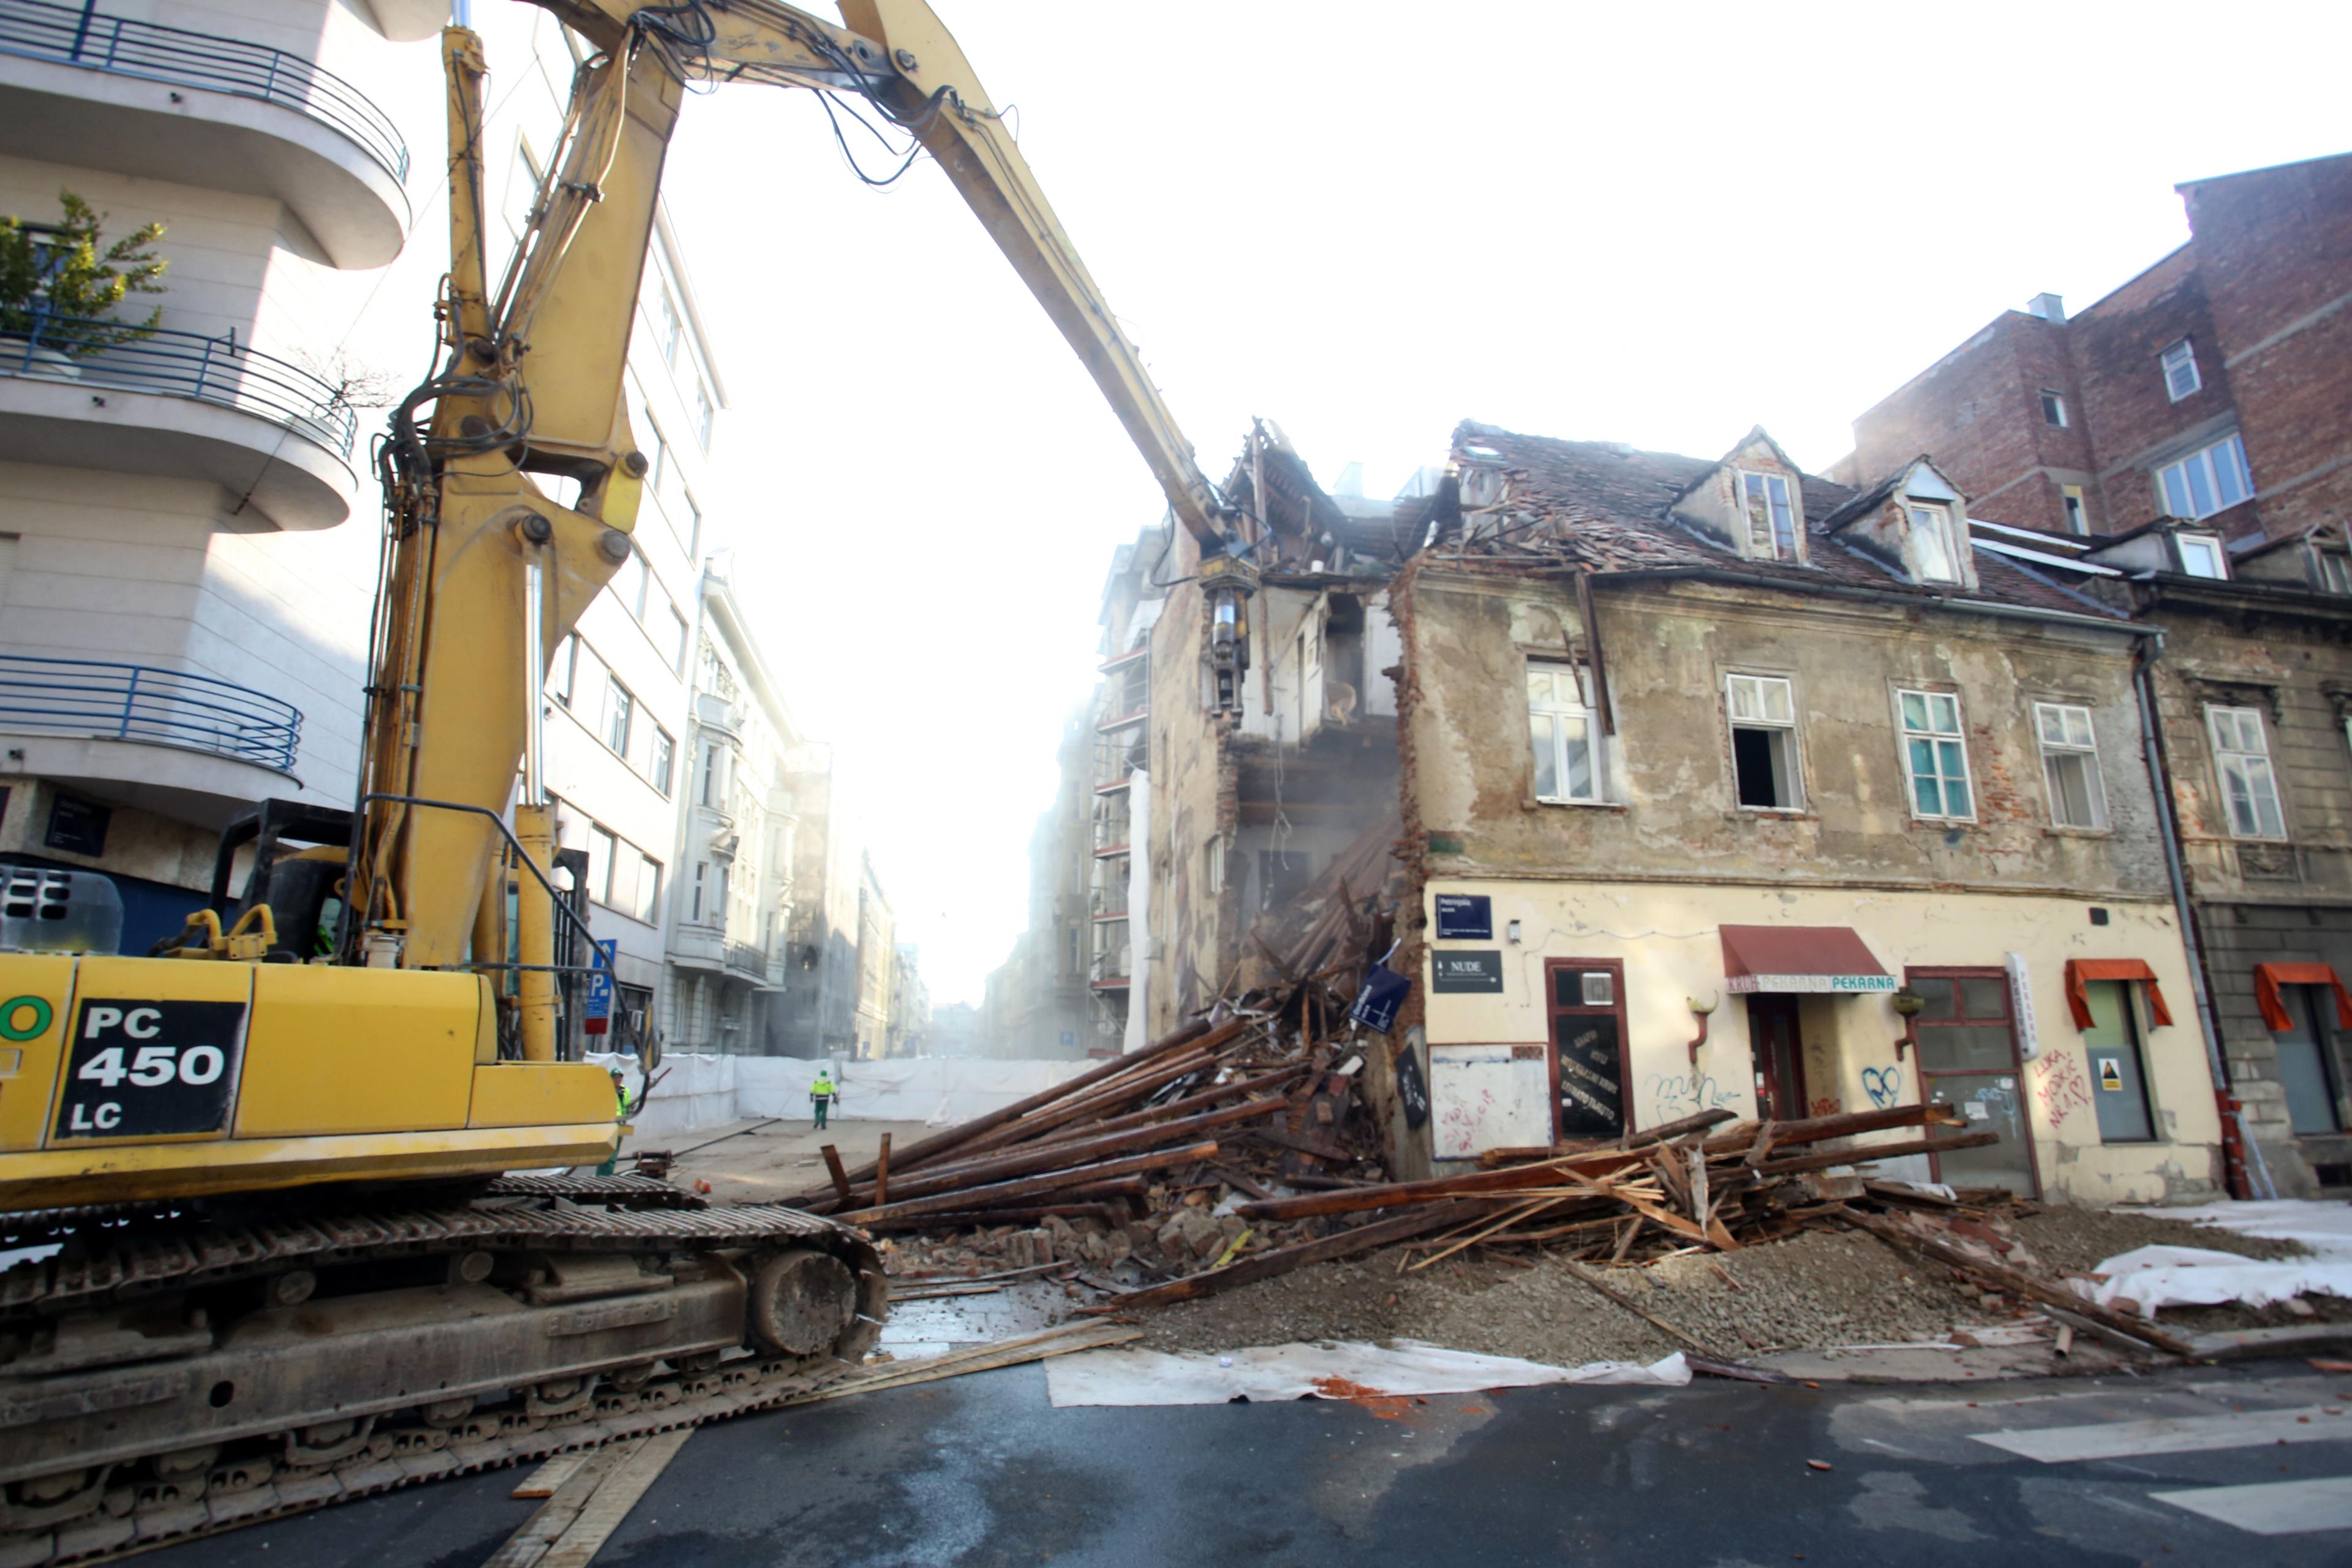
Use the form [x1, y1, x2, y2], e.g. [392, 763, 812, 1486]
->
[638, 1116, 937, 1207]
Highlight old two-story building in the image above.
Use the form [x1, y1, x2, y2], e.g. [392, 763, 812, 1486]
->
[1839, 150, 2352, 1196]
[1354, 422, 2225, 1202]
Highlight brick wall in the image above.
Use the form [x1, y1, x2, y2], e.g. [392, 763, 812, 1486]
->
[2185, 157, 2352, 544]
[1845, 151, 2352, 550]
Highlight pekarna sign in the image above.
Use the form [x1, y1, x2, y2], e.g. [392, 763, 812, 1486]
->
[1725, 973, 1898, 995]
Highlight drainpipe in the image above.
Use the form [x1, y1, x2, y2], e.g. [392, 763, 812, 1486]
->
[2133, 631, 2265, 1199]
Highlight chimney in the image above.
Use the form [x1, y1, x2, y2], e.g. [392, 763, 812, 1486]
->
[2027, 292, 2067, 325]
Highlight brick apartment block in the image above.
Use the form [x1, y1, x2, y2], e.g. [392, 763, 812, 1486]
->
[1838, 150, 2352, 551]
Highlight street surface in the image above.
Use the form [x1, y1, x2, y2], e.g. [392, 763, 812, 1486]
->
[149, 1357, 2352, 1567]
[649, 1118, 935, 1207]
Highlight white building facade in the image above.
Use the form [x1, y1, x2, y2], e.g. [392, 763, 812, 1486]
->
[0, 1, 443, 948]
[664, 562, 797, 1054]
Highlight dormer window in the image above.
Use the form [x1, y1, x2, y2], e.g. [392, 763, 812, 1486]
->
[2319, 551, 2352, 595]
[1740, 471, 1797, 560]
[1908, 502, 1961, 582]
[2176, 533, 2228, 579]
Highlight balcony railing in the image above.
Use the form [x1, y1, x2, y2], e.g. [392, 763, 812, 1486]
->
[0, 0, 410, 183]
[0, 655, 301, 771]
[2, 317, 358, 456]
[725, 941, 771, 979]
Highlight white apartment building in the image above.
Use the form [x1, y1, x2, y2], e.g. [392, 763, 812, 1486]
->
[0, 1, 443, 948]
[0, 4, 733, 1054]
[664, 558, 797, 1054]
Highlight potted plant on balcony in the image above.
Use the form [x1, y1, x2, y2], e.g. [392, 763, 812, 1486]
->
[1, 191, 167, 368]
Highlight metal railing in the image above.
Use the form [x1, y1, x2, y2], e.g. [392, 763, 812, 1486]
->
[1, 315, 357, 456]
[0, 0, 410, 183]
[0, 655, 301, 771]
[725, 940, 771, 979]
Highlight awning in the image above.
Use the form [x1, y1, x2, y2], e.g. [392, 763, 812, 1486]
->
[1718, 925, 1893, 994]
[2062, 959, 2175, 1030]
[2253, 962, 2352, 1033]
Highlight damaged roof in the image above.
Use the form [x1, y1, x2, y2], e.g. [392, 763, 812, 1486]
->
[1444, 421, 2116, 619]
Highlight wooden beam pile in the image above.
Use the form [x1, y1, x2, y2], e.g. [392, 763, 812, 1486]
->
[779, 995, 1392, 1277]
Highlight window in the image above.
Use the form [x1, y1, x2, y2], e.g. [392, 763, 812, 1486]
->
[649, 726, 674, 797]
[695, 379, 715, 450]
[2176, 532, 2228, 579]
[601, 679, 634, 757]
[700, 743, 722, 808]
[546, 633, 579, 707]
[2207, 705, 2285, 840]
[2061, 484, 2089, 537]
[2039, 390, 2067, 428]
[614, 548, 648, 619]
[643, 419, 671, 500]
[1739, 471, 1798, 560]
[1898, 690, 1973, 820]
[1726, 673, 1801, 810]
[668, 604, 690, 673]
[1908, 502, 1961, 582]
[691, 861, 708, 921]
[2157, 434, 2253, 520]
[587, 823, 617, 904]
[2034, 702, 2106, 829]
[2321, 552, 2352, 596]
[631, 854, 662, 924]
[2160, 337, 2201, 402]
[675, 490, 701, 559]
[1203, 834, 1224, 894]
[1528, 663, 1602, 804]
[654, 285, 682, 369]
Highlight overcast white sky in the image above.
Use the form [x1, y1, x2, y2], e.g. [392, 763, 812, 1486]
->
[657, 1, 2350, 1006]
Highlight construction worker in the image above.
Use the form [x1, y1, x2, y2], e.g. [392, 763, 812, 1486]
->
[597, 1067, 633, 1177]
[810, 1068, 837, 1129]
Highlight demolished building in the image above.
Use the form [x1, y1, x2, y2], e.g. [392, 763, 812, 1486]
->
[1121, 418, 2228, 1205]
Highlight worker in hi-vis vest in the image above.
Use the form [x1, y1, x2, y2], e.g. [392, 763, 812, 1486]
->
[597, 1068, 635, 1177]
[810, 1069, 837, 1129]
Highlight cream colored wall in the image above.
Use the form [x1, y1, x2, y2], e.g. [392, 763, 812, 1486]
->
[1420, 875, 2225, 1205]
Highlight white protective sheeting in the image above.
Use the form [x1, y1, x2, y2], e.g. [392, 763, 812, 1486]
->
[587, 1051, 734, 1139]
[2132, 1198, 2352, 1259]
[1044, 1340, 1689, 1408]
[731, 1055, 1092, 1128]
[589, 1053, 1101, 1137]
[2087, 1243, 2352, 1314]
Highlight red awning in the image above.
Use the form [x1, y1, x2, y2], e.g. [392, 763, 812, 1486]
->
[2063, 959, 2175, 1031]
[1718, 925, 1893, 995]
[2253, 962, 2352, 1033]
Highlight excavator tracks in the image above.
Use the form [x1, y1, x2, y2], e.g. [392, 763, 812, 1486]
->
[0, 1193, 888, 1567]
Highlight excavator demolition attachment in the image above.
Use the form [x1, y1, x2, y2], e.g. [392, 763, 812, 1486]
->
[0, 1, 1230, 1559]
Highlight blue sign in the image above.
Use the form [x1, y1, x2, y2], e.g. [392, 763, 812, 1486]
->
[585, 940, 616, 1021]
[1434, 894, 1492, 941]
[1351, 966, 1412, 1034]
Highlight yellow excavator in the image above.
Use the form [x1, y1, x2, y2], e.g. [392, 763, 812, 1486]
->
[0, 3, 1235, 1558]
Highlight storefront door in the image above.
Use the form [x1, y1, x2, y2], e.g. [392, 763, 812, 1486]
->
[1906, 967, 2038, 1199]
[1548, 960, 1628, 1140]
[1746, 996, 1808, 1121]
[2275, 986, 2346, 1136]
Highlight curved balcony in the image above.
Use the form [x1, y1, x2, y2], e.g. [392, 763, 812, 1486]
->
[0, 317, 358, 529]
[0, 0, 412, 268]
[0, 655, 304, 829]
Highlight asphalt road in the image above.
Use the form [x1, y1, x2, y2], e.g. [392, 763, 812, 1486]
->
[150, 1359, 2352, 1567]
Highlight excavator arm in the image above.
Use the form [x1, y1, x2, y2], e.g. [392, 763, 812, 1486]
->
[356, 1, 1229, 1022]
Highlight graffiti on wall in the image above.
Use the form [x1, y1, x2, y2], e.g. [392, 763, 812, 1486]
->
[1642, 1071, 1741, 1123]
[1808, 1096, 1843, 1120]
[2036, 1049, 2092, 1128]
[1861, 1065, 1902, 1110]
